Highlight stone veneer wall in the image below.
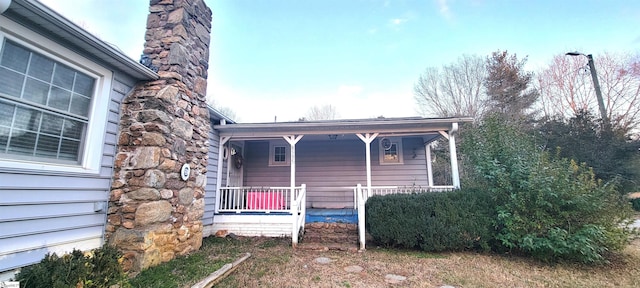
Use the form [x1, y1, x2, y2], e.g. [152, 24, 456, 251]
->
[106, 0, 212, 273]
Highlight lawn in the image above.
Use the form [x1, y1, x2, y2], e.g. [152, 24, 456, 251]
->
[131, 235, 640, 288]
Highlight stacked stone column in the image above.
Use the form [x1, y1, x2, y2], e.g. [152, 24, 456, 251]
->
[106, 0, 212, 273]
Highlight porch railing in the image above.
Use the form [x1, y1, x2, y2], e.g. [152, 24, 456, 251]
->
[353, 185, 456, 209]
[217, 186, 304, 213]
[291, 184, 306, 247]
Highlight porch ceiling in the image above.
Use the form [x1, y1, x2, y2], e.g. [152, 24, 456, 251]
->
[214, 117, 473, 139]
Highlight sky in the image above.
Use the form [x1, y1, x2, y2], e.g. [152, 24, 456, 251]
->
[37, 0, 640, 123]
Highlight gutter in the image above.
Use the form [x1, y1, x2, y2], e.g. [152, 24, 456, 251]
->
[5, 0, 158, 81]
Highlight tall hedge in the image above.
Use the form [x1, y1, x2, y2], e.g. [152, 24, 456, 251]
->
[365, 188, 494, 252]
[461, 115, 633, 263]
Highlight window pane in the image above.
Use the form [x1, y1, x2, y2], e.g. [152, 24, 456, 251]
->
[0, 41, 91, 164]
[73, 73, 94, 96]
[23, 78, 49, 105]
[274, 146, 286, 162]
[384, 144, 398, 161]
[0, 127, 8, 152]
[0, 101, 14, 129]
[35, 134, 60, 157]
[49, 86, 71, 111]
[13, 107, 41, 132]
[52, 64, 74, 89]
[59, 138, 80, 161]
[1, 41, 29, 73]
[0, 67, 25, 97]
[62, 119, 83, 140]
[40, 113, 64, 136]
[28, 53, 54, 81]
[69, 94, 90, 117]
[8, 129, 36, 156]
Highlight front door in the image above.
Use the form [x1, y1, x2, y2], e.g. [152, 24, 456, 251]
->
[228, 142, 244, 187]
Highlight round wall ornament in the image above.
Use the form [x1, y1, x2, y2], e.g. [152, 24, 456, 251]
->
[381, 138, 392, 150]
[180, 163, 191, 181]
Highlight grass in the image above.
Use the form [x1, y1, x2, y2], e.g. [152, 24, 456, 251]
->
[129, 237, 245, 288]
[130, 236, 640, 288]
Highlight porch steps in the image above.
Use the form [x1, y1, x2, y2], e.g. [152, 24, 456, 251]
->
[298, 209, 360, 252]
[305, 208, 357, 224]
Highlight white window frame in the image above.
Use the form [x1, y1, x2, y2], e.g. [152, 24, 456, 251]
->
[378, 137, 404, 165]
[268, 141, 290, 166]
[0, 16, 112, 175]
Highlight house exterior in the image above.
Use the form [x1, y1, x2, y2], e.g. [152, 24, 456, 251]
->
[0, 0, 153, 279]
[0, 0, 471, 280]
[206, 117, 470, 249]
[0, 0, 220, 279]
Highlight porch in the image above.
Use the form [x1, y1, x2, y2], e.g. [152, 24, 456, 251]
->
[209, 117, 470, 250]
[211, 184, 456, 249]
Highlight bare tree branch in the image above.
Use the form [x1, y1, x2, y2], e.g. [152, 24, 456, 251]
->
[537, 52, 640, 130]
[413, 54, 488, 121]
[303, 104, 340, 121]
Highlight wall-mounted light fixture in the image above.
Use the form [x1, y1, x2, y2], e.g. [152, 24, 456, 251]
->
[0, 0, 12, 14]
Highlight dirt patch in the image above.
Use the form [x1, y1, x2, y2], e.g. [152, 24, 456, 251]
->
[209, 237, 640, 288]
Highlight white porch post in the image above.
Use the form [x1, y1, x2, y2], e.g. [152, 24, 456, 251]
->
[425, 142, 434, 187]
[215, 136, 230, 213]
[356, 133, 379, 197]
[284, 135, 303, 197]
[284, 135, 303, 247]
[448, 123, 460, 189]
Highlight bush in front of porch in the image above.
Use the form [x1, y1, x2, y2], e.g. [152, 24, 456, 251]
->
[365, 188, 495, 252]
[461, 115, 633, 264]
[366, 116, 633, 264]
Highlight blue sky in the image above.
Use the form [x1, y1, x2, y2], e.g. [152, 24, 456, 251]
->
[38, 0, 640, 123]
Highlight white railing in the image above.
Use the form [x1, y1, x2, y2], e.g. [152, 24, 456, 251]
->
[353, 185, 456, 209]
[356, 184, 366, 251]
[291, 184, 306, 247]
[217, 186, 302, 213]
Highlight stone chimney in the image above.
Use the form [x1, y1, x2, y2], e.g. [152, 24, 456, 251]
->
[106, 0, 212, 273]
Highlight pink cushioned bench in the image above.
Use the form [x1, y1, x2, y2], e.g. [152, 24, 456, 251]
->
[247, 192, 284, 210]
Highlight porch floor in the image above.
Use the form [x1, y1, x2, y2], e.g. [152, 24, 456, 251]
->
[305, 208, 357, 224]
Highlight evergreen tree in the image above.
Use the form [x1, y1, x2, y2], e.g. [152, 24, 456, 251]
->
[484, 50, 539, 123]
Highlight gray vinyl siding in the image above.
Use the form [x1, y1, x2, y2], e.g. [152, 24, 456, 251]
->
[0, 74, 135, 273]
[243, 137, 429, 208]
[203, 127, 220, 229]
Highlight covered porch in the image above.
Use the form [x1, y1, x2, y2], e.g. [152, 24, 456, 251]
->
[210, 117, 471, 249]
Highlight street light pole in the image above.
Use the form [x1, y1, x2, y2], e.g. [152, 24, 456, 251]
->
[565, 52, 609, 129]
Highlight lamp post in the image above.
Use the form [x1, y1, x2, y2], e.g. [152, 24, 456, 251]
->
[565, 52, 609, 130]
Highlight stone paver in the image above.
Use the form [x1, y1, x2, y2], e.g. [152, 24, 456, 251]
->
[314, 257, 332, 264]
[385, 274, 407, 284]
[343, 265, 364, 273]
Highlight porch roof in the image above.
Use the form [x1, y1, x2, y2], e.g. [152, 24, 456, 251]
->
[213, 116, 473, 139]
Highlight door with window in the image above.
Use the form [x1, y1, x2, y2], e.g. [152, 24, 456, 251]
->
[228, 142, 244, 187]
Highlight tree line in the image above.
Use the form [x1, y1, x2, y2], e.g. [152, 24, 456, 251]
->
[414, 50, 640, 192]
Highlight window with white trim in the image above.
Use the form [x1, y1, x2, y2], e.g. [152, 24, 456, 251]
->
[269, 141, 290, 166]
[0, 21, 112, 174]
[379, 138, 403, 165]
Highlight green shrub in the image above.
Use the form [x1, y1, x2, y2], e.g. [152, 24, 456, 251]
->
[630, 198, 640, 211]
[365, 188, 494, 252]
[461, 115, 633, 264]
[15, 245, 129, 288]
